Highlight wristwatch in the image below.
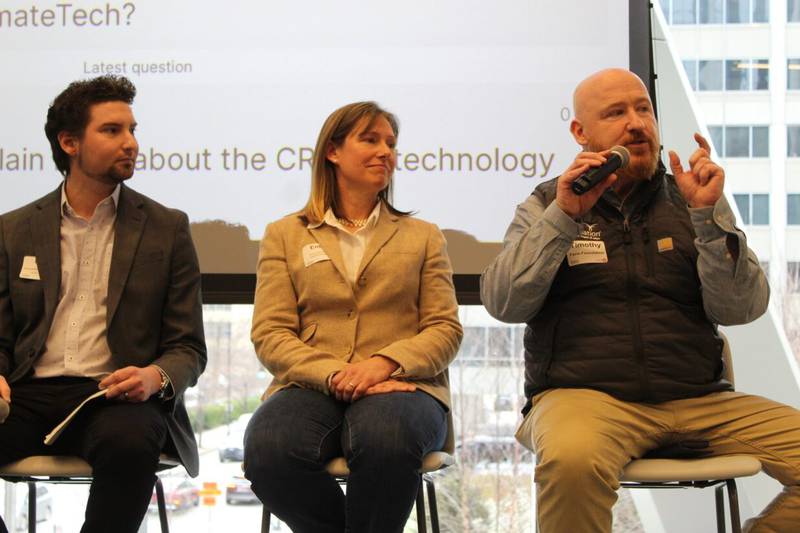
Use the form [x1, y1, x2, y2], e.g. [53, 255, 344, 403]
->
[154, 366, 171, 400]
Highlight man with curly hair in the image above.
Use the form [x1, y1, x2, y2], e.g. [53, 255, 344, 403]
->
[0, 76, 206, 533]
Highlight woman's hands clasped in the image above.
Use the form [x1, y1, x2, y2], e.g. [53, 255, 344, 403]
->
[330, 355, 416, 402]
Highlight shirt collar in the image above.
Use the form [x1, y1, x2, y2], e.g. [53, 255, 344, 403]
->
[60, 181, 121, 218]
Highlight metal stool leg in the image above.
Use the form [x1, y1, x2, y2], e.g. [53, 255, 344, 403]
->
[726, 479, 742, 533]
[261, 506, 271, 533]
[425, 476, 440, 533]
[27, 482, 36, 533]
[415, 475, 428, 533]
[714, 484, 726, 533]
[154, 477, 169, 533]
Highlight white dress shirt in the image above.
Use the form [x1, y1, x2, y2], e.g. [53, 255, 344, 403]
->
[34, 183, 120, 379]
[320, 202, 382, 285]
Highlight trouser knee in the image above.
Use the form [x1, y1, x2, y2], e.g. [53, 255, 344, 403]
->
[90, 431, 163, 475]
[536, 446, 618, 493]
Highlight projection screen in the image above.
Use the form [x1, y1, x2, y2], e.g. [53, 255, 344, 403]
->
[0, 0, 649, 278]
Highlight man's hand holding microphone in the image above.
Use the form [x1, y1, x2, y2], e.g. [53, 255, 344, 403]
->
[556, 146, 629, 218]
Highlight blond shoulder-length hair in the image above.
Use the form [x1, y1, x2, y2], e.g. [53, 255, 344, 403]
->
[302, 101, 411, 224]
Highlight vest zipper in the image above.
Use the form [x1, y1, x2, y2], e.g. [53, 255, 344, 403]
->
[622, 216, 651, 399]
[642, 221, 654, 277]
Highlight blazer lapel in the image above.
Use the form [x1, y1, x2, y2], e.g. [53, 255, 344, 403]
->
[307, 224, 350, 283]
[30, 187, 62, 323]
[107, 185, 147, 326]
[356, 206, 398, 280]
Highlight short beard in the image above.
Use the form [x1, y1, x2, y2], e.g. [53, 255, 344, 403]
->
[77, 152, 134, 184]
[587, 142, 660, 182]
[106, 164, 134, 183]
[618, 151, 659, 182]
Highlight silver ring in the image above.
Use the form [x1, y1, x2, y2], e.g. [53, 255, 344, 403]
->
[123, 392, 129, 400]
[346, 382, 355, 390]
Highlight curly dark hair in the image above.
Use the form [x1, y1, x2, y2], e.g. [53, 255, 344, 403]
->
[44, 75, 137, 177]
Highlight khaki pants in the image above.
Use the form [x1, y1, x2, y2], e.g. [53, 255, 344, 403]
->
[516, 388, 800, 533]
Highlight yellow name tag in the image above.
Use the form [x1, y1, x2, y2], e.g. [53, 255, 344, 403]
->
[657, 237, 674, 253]
[567, 240, 608, 266]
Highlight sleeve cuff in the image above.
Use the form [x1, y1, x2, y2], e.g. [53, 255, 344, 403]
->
[690, 198, 737, 242]
[542, 202, 581, 239]
[374, 353, 404, 377]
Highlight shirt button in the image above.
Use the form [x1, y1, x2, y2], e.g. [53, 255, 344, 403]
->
[71, 322, 77, 327]
[78, 294, 86, 300]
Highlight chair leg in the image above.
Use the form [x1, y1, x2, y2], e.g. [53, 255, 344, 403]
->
[27, 482, 36, 533]
[714, 484, 726, 533]
[416, 475, 428, 533]
[726, 479, 742, 533]
[533, 479, 539, 533]
[261, 506, 271, 533]
[155, 477, 170, 533]
[425, 476, 440, 533]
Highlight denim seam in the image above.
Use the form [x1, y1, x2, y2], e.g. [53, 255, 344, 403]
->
[315, 421, 344, 465]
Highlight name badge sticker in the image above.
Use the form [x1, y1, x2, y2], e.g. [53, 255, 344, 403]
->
[302, 243, 330, 267]
[567, 240, 608, 266]
[657, 237, 674, 253]
[20, 255, 41, 280]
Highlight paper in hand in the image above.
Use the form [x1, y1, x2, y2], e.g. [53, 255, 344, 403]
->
[44, 389, 107, 445]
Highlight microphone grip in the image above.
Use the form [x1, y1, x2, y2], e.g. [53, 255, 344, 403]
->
[571, 153, 623, 196]
[0, 398, 8, 424]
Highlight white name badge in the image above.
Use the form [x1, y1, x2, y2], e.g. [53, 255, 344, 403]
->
[20, 255, 41, 280]
[302, 243, 330, 267]
[567, 240, 608, 266]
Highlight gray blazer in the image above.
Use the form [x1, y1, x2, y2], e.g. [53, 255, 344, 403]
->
[0, 184, 207, 476]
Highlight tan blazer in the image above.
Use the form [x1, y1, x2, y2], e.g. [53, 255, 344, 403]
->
[251, 203, 463, 451]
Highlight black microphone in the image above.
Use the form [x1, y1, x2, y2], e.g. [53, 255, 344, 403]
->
[571, 145, 630, 196]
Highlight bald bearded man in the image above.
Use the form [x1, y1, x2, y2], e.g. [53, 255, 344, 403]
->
[481, 68, 800, 532]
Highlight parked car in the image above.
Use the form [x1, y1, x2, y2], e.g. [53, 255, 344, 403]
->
[218, 432, 245, 462]
[149, 474, 199, 512]
[456, 435, 533, 464]
[16, 485, 52, 529]
[226, 475, 259, 505]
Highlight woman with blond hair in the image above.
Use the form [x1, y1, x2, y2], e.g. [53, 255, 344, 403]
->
[244, 101, 462, 533]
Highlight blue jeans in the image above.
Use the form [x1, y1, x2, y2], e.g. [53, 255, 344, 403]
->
[243, 388, 447, 533]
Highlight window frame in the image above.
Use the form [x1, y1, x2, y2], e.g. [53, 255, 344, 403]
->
[663, 0, 769, 23]
[708, 124, 770, 158]
[732, 193, 771, 226]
